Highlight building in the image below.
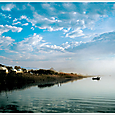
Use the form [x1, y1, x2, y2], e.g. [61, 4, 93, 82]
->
[11, 68, 23, 74]
[10, 69, 17, 74]
[17, 69, 23, 74]
[0, 66, 8, 74]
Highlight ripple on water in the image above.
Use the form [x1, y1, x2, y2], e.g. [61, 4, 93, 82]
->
[66, 97, 115, 113]
[1, 97, 115, 113]
[26, 97, 115, 113]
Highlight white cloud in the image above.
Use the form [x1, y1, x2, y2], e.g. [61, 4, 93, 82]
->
[22, 23, 28, 26]
[1, 2, 115, 74]
[45, 44, 65, 51]
[20, 15, 28, 20]
[1, 4, 15, 11]
[27, 3, 35, 11]
[65, 31, 115, 58]
[63, 3, 75, 9]
[42, 3, 50, 8]
[0, 13, 12, 19]
[0, 26, 9, 35]
[0, 55, 12, 61]
[12, 4, 104, 38]
[0, 56, 7, 59]
[0, 24, 23, 35]
[30, 12, 61, 24]
[41, 3, 54, 11]
[4, 36, 14, 42]
[31, 27, 34, 30]
[4, 2, 115, 40]
[40, 26, 63, 32]
[13, 33, 44, 52]
[5, 25, 22, 32]
[63, 27, 71, 34]
[66, 28, 84, 38]
[13, 18, 18, 22]
[61, 41, 83, 50]
[61, 42, 70, 49]
[82, 33, 97, 39]
[10, 33, 66, 53]
[12, 21, 21, 25]
[18, 12, 63, 32]
[0, 36, 15, 50]
[93, 31, 115, 41]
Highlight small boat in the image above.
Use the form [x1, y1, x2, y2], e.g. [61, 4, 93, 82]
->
[92, 76, 100, 80]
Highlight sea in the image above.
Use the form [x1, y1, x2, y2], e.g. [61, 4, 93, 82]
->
[0, 75, 115, 113]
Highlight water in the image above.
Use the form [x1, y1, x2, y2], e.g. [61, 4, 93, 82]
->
[0, 75, 115, 113]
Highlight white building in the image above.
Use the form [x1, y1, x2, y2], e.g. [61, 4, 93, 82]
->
[11, 68, 23, 74]
[17, 69, 23, 73]
[0, 66, 8, 74]
[11, 68, 17, 72]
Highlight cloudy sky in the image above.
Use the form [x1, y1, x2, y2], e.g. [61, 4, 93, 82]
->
[1, 2, 115, 75]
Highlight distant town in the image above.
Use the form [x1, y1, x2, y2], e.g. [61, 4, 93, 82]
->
[0, 63, 57, 75]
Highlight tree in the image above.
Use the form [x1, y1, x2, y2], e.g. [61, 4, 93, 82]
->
[14, 66, 21, 70]
[6, 66, 13, 71]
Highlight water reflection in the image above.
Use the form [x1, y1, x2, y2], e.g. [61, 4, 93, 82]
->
[38, 82, 62, 89]
[0, 104, 34, 113]
[38, 83, 55, 89]
[58, 83, 61, 87]
[0, 76, 78, 92]
[1, 76, 115, 113]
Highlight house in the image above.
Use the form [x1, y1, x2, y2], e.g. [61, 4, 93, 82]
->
[6, 66, 13, 72]
[16, 69, 23, 74]
[0, 66, 8, 74]
[10, 68, 23, 74]
[10, 69, 17, 74]
[22, 68, 28, 73]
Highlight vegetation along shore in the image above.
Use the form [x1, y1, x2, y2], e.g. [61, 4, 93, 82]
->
[0, 63, 93, 92]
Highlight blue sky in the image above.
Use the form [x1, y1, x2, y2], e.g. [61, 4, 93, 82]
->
[1, 2, 115, 75]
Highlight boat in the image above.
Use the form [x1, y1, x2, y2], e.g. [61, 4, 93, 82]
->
[92, 76, 100, 80]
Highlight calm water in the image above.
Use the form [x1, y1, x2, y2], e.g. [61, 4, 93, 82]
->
[0, 75, 115, 113]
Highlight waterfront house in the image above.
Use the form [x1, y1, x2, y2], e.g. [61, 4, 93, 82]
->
[0, 66, 8, 74]
[22, 68, 28, 73]
[10, 68, 17, 73]
[11, 68, 23, 74]
[17, 69, 23, 74]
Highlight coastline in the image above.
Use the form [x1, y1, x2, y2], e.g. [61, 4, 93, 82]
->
[0, 72, 93, 93]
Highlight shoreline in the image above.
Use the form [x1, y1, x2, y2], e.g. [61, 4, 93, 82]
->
[0, 72, 93, 93]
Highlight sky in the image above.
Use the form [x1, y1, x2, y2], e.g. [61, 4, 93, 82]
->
[1, 2, 115, 75]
